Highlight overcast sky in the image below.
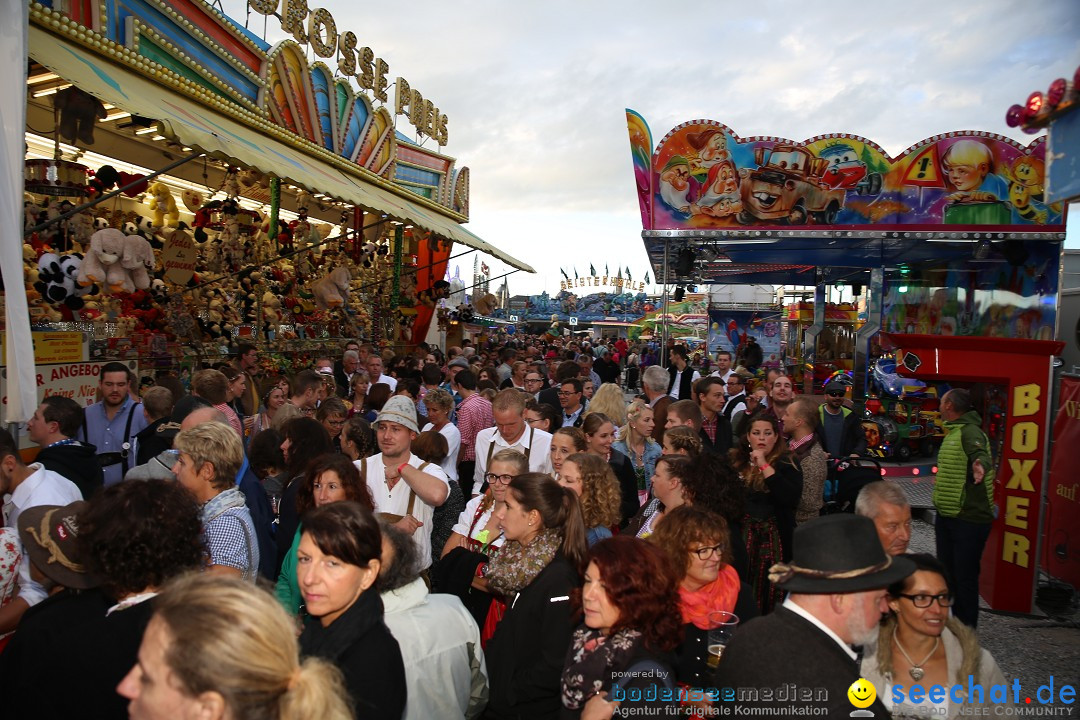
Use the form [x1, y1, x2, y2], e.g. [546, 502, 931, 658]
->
[222, 0, 1079, 296]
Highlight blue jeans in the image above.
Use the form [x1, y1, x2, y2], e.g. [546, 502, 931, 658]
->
[934, 514, 992, 628]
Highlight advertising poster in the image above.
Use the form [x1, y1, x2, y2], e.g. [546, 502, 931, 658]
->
[0, 359, 138, 449]
[707, 310, 781, 369]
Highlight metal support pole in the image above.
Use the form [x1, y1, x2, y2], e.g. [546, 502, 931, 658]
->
[661, 240, 670, 368]
[802, 269, 826, 395]
[853, 267, 884, 413]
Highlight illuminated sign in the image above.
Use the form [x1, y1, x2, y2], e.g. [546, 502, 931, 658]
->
[561, 276, 647, 293]
[248, 0, 448, 145]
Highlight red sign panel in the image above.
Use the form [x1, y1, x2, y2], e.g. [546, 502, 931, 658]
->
[1044, 375, 1080, 588]
[883, 334, 1063, 614]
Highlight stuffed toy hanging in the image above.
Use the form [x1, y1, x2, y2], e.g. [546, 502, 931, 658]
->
[53, 87, 107, 145]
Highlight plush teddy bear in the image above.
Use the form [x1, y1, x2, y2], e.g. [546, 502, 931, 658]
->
[311, 266, 351, 310]
[53, 87, 107, 145]
[78, 228, 129, 292]
[35, 253, 92, 311]
[122, 233, 155, 291]
[146, 182, 180, 228]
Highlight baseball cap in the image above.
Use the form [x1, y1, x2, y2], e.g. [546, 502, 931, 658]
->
[448, 357, 470, 370]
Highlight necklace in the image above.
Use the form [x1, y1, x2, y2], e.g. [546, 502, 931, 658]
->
[893, 634, 939, 681]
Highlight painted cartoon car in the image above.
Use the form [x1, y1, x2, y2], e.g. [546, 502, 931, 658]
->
[737, 144, 847, 225]
[818, 143, 882, 196]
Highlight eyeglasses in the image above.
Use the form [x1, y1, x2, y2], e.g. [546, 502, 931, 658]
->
[484, 473, 515, 485]
[689, 543, 723, 560]
[525, 378, 543, 384]
[557, 390, 580, 397]
[895, 592, 954, 608]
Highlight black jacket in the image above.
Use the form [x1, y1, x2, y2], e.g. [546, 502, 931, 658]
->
[716, 606, 889, 717]
[238, 464, 278, 581]
[608, 450, 640, 527]
[300, 589, 406, 720]
[35, 441, 103, 499]
[817, 405, 867, 458]
[744, 458, 802, 562]
[134, 417, 176, 467]
[698, 414, 733, 456]
[485, 553, 580, 719]
[0, 588, 153, 719]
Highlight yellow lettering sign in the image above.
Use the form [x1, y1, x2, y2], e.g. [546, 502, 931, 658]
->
[281, 0, 309, 44]
[337, 31, 357, 76]
[248, 0, 278, 14]
[1013, 383, 1040, 417]
[1002, 531, 1030, 567]
[1006, 458, 1037, 492]
[395, 77, 411, 116]
[307, 8, 337, 58]
[1004, 495, 1030, 530]
[1010, 421, 1039, 454]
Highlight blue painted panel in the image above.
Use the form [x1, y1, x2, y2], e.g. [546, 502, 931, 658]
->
[341, 99, 368, 162]
[109, 0, 259, 103]
[311, 67, 335, 151]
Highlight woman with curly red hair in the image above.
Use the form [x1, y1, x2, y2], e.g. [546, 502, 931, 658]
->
[560, 535, 682, 719]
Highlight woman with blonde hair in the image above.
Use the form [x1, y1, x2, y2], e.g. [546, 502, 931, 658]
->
[346, 371, 371, 417]
[612, 398, 662, 506]
[558, 452, 622, 546]
[118, 573, 352, 720]
[583, 382, 628, 427]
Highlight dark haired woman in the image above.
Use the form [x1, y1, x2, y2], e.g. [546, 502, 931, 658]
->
[861, 554, 1009, 718]
[339, 415, 376, 461]
[582, 413, 639, 527]
[483, 473, 589, 719]
[276, 454, 374, 617]
[298, 502, 406, 720]
[729, 413, 802, 614]
[276, 418, 333, 572]
[560, 535, 682, 719]
[249, 377, 287, 445]
[363, 382, 392, 423]
[0, 479, 205, 718]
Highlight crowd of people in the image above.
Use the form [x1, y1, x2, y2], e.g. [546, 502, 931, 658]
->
[0, 333, 1007, 719]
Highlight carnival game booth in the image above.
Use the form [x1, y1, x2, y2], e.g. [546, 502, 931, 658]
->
[8, 0, 533, 401]
[626, 110, 1067, 614]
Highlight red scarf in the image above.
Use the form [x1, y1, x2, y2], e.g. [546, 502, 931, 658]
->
[679, 564, 740, 629]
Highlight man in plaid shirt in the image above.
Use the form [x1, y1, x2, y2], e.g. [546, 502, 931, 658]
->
[452, 369, 492, 498]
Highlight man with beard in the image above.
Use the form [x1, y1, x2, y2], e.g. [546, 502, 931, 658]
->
[82, 362, 149, 486]
[716, 515, 913, 717]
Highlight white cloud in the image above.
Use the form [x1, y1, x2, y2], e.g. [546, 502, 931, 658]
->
[219, 0, 1080, 295]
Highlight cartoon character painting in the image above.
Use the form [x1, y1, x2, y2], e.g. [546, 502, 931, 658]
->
[941, 140, 1011, 224]
[658, 156, 699, 215]
[818, 143, 882, 195]
[686, 128, 731, 174]
[696, 161, 742, 218]
[737, 144, 845, 225]
[630, 111, 1065, 232]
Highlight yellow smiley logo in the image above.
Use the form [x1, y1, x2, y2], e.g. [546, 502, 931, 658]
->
[848, 678, 876, 708]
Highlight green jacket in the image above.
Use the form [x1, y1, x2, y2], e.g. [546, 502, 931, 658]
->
[933, 410, 995, 522]
[275, 526, 303, 616]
